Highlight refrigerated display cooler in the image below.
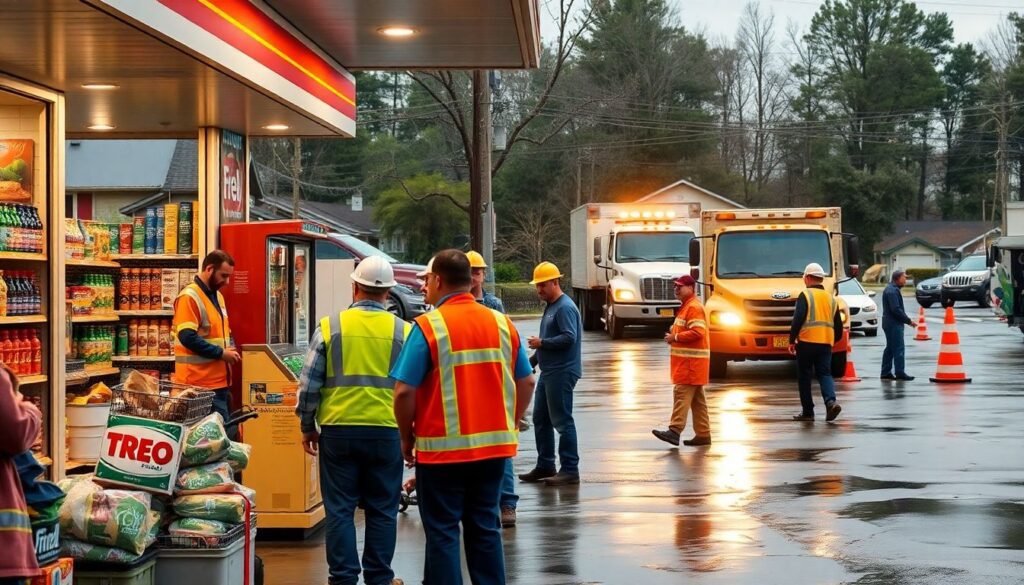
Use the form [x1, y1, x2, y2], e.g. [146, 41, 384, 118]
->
[219, 220, 329, 530]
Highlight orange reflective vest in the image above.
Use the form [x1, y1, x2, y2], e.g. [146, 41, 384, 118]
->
[172, 281, 232, 389]
[414, 293, 522, 464]
[669, 296, 710, 386]
[798, 288, 837, 345]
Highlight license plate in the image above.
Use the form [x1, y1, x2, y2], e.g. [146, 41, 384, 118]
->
[772, 336, 790, 349]
[658, 308, 674, 317]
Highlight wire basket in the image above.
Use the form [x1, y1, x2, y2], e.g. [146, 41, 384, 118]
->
[110, 379, 214, 425]
[157, 515, 257, 550]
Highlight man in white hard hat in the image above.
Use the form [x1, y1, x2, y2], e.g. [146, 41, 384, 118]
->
[296, 255, 411, 585]
[788, 262, 844, 422]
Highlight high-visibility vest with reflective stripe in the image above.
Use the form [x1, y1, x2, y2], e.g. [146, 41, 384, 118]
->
[669, 296, 710, 385]
[173, 281, 231, 388]
[318, 306, 410, 427]
[414, 293, 522, 464]
[798, 288, 838, 345]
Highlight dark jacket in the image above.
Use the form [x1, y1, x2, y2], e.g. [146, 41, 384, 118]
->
[882, 283, 914, 327]
[536, 293, 582, 377]
[789, 284, 843, 346]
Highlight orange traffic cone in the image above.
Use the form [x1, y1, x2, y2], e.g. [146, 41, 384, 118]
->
[929, 307, 972, 384]
[838, 343, 861, 382]
[914, 307, 932, 341]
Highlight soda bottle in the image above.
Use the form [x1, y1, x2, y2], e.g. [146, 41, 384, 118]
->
[29, 330, 41, 375]
[0, 204, 8, 251]
[0, 331, 10, 369]
[29, 207, 42, 253]
[12, 330, 25, 375]
[8, 272, 20, 316]
[28, 271, 40, 314]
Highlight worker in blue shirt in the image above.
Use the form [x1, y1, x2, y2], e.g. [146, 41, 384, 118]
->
[518, 261, 583, 487]
[881, 270, 916, 381]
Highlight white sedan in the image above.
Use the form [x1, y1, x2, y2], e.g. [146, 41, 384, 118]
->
[838, 278, 879, 337]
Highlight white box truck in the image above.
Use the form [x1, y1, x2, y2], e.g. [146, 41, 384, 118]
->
[570, 202, 701, 338]
[989, 201, 1024, 335]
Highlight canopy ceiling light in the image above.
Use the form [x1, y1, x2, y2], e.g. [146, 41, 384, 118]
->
[377, 26, 417, 37]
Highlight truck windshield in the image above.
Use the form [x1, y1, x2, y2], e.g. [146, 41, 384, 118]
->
[615, 232, 693, 263]
[717, 230, 832, 278]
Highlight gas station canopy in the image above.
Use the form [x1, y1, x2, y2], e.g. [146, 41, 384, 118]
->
[0, 0, 540, 137]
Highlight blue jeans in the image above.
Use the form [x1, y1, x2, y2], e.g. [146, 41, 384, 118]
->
[796, 343, 836, 416]
[500, 458, 518, 509]
[881, 321, 907, 377]
[416, 458, 507, 585]
[318, 427, 403, 585]
[532, 371, 580, 475]
[211, 388, 237, 441]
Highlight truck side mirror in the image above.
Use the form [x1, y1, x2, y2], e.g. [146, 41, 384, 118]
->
[987, 246, 998, 268]
[845, 235, 860, 268]
[689, 239, 701, 267]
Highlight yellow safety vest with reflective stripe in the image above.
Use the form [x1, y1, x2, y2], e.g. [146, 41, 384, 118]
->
[317, 307, 410, 427]
[798, 288, 837, 345]
[173, 281, 231, 388]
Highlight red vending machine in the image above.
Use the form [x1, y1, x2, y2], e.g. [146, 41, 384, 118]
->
[219, 219, 329, 530]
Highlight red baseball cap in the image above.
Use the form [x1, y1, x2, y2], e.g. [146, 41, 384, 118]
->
[674, 275, 696, 287]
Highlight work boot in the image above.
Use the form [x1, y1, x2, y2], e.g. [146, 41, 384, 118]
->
[501, 506, 517, 528]
[518, 468, 556, 483]
[895, 374, 915, 381]
[880, 374, 895, 380]
[792, 412, 814, 421]
[518, 418, 530, 432]
[651, 429, 680, 446]
[825, 401, 842, 422]
[682, 435, 712, 446]
[542, 472, 580, 486]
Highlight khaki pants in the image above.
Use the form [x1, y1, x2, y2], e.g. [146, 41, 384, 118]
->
[670, 384, 711, 437]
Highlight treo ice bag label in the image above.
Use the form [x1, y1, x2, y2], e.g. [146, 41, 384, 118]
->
[96, 414, 185, 494]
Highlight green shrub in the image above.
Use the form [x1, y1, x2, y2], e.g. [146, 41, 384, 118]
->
[905, 268, 942, 283]
[493, 262, 521, 283]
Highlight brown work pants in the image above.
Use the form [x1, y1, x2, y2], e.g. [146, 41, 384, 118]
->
[670, 384, 711, 437]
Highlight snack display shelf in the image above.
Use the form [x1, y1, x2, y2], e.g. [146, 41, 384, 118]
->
[71, 314, 119, 323]
[66, 367, 120, 385]
[64, 459, 95, 471]
[66, 258, 120, 268]
[0, 315, 47, 324]
[20, 374, 47, 385]
[113, 356, 175, 363]
[0, 252, 47, 262]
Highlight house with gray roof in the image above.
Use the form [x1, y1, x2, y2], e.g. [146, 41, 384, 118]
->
[873, 221, 1000, 274]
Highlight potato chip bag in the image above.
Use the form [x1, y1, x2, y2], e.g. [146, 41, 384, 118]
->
[224, 441, 252, 472]
[180, 413, 231, 467]
[174, 461, 235, 495]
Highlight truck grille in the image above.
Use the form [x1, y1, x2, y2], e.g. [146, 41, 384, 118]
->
[743, 299, 797, 330]
[945, 276, 972, 287]
[641, 277, 675, 301]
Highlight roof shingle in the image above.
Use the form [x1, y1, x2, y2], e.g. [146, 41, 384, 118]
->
[874, 221, 999, 253]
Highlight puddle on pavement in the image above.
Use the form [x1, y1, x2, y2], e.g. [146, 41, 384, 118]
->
[761, 447, 847, 462]
[839, 499, 1024, 550]
[769, 475, 926, 497]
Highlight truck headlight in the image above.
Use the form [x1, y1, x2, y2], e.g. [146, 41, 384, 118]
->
[711, 311, 742, 327]
[613, 288, 636, 302]
[971, 275, 985, 283]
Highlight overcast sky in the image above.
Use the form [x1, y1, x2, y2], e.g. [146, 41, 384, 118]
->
[540, 0, 1019, 54]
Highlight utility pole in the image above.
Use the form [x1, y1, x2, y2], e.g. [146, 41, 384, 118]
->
[471, 70, 495, 290]
[291, 137, 302, 219]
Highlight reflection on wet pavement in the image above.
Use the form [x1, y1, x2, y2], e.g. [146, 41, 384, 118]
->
[260, 304, 1024, 584]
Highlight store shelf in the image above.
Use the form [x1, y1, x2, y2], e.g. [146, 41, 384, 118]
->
[112, 254, 198, 262]
[116, 310, 174, 317]
[0, 251, 47, 262]
[71, 314, 118, 323]
[0, 315, 47, 325]
[19, 374, 47, 385]
[113, 355, 175, 363]
[66, 258, 120, 268]
[65, 459, 96, 470]
[67, 367, 120, 385]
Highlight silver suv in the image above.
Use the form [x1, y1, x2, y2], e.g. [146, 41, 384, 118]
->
[940, 254, 991, 308]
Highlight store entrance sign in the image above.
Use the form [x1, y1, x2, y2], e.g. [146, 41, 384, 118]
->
[221, 130, 246, 224]
[95, 415, 185, 495]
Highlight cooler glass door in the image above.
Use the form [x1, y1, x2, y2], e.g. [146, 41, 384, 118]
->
[268, 240, 290, 344]
[293, 243, 310, 348]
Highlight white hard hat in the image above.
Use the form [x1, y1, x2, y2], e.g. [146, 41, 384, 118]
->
[416, 257, 434, 278]
[803, 262, 826, 278]
[352, 255, 397, 288]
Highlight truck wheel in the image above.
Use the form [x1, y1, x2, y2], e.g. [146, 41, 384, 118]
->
[831, 352, 847, 379]
[919, 300, 933, 309]
[577, 291, 598, 331]
[608, 310, 625, 339]
[709, 354, 728, 379]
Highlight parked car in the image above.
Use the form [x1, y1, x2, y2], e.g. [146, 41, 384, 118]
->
[914, 275, 942, 308]
[940, 254, 991, 308]
[316, 234, 429, 320]
[838, 278, 879, 336]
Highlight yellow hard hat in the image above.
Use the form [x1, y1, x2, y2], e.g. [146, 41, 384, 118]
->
[530, 261, 563, 285]
[466, 250, 488, 269]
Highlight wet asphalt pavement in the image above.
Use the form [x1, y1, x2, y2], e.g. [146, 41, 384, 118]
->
[259, 298, 1024, 584]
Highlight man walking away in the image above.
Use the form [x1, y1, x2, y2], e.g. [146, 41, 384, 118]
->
[788, 263, 843, 422]
[467, 251, 519, 528]
[392, 250, 535, 585]
[881, 270, 916, 381]
[519, 261, 583, 487]
[296, 256, 409, 585]
[173, 250, 240, 437]
[652, 275, 711, 447]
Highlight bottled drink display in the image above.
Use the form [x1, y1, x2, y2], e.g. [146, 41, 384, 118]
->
[67, 273, 115, 316]
[0, 204, 44, 254]
[1, 270, 42, 316]
[0, 328, 43, 376]
[71, 325, 114, 371]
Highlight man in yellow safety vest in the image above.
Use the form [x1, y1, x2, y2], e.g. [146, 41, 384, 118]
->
[788, 262, 844, 422]
[295, 255, 410, 585]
